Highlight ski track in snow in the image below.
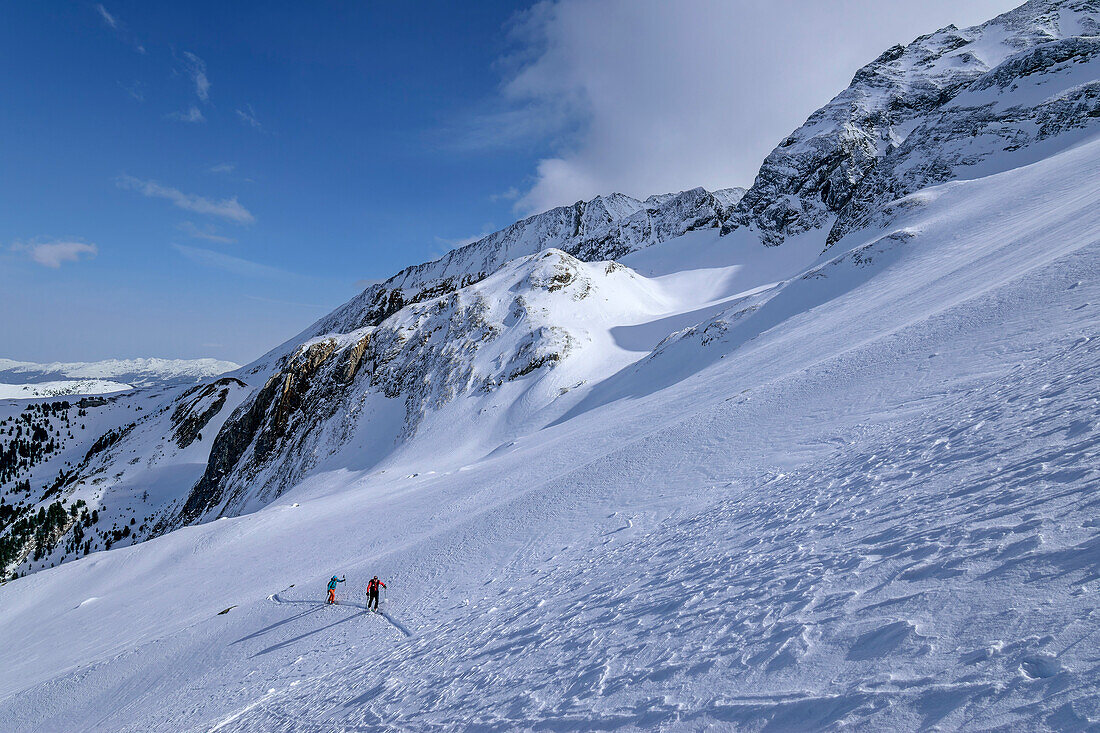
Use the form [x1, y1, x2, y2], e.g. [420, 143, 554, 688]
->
[1, 35, 1099, 730]
[11, 192, 1094, 730]
[218, 322, 1100, 731]
[270, 591, 414, 639]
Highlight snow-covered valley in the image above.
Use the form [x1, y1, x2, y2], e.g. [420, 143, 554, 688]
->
[1, 1, 1098, 729]
[0, 357, 240, 398]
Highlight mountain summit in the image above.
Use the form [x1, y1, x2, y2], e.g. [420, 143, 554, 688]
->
[725, 0, 1099, 246]
[1, 1, 1099, 729]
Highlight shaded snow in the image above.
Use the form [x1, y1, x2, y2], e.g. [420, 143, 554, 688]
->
[0, 3, 1097, 729]
[0, 126, 1097, 731]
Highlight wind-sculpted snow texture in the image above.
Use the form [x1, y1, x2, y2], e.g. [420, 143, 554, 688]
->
[219, 334, 1100, 730]
[724, 0, 1100, 247]
[2, 0, 1100, 729]
[2, 131, 1098, 729]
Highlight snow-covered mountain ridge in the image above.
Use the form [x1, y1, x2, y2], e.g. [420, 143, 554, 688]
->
[283, 185, 744, 356]
[0, 380, 133, 399]
[172, 186, 746, 524]
[1, 0, 1099, 728]
[0, 357, 239, 391]
[178, 250, 668, 522]
[723, 0, 1099, 247]
[4, 0, 1096, 572]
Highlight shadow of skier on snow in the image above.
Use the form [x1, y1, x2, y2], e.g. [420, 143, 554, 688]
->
[378, 610, 414, 638]
[322, 602, 414, 637]
[253, 609, 369, 656]
[231, 606, 323, 646]
[266, 591, 414, 639]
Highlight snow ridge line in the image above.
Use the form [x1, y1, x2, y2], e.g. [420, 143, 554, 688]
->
[206, 688, 277, 732]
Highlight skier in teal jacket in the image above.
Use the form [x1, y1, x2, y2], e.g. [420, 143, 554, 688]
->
[327, 575, 345, 604]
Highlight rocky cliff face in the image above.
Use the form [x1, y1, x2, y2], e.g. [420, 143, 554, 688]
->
[47, 0, 1096, 540]
[179, 250, 656, 521]
[723, 0, 1099, 247]
[262, 186, 744, 364]
[829, 32, 1100, 245]
[172, 377, 248, 449]
[179, 0, 1100, 526]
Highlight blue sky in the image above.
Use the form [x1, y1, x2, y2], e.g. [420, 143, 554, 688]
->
[0, 0, 1020, 365]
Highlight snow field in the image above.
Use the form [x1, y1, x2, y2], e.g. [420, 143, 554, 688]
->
[0, 128, 1097, 729]
[0, 380, 133, 399]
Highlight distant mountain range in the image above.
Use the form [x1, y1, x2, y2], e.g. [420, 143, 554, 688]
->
[3, 1, 1100, 729]
[0, 357, 240, 396]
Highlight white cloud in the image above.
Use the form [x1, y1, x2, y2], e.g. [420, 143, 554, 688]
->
[433, 224, 496, 251]
[476, 0, 1021, 215]
[119, 81, 144, 102]
[167, 106, 205, 123]
[178, 221, 236, 244]
[95, 4, 145, 54]
[173, 244, 285, 279]
[489, 187, 520, 203]
[12, 240, 98, 268]
[209, 163, 236, 174]
[182, 51, 210, 103]
[95, 4, 118, 29]
[118, 175, 255, 224]
[236, 104, 262, 130]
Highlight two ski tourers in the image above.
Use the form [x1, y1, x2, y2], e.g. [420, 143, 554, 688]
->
[366, 575, 386, 612]
[327, 575, 346, 604]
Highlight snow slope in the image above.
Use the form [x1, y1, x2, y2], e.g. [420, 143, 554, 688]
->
[1, 0, 1098, 729]
[1, 120, 1098, 732]
[246, 186, 744, 377]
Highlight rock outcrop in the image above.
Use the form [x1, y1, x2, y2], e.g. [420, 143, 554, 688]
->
[259, 186, 744, 366]
[177, 250, 643, 521]
[122, 0, 1100, 534]
[829, 33, 1100, 245]
[722, 0, 1099, 247]
[171, 377, 247, 449]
